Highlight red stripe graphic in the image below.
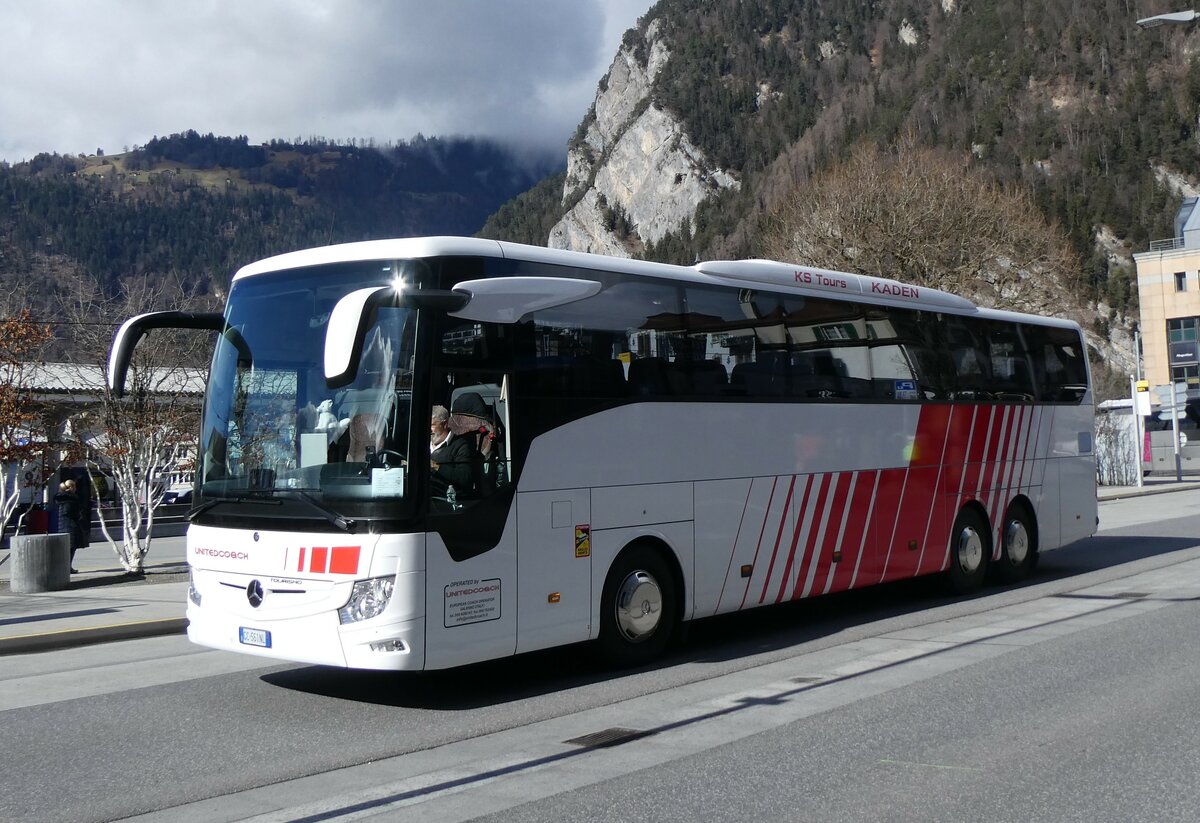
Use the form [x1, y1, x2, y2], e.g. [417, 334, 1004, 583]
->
[991, 406, 1028, 557]
[888, 405, 953, 580]
[793, 473, 834, 600]
[982, 406, 1014, 550]
[960, 405, 994, 502]
[873, 467, 907, 583]
[775, 475, 817, 603]
[848, 470, 881, 589]
[980, 405, 1009, 505]
[740, 477, 780, 610]
[297, 547, 306, 573]
[310, 546, 328, 574]
[1001, 405, 1027, 498]
[812, 471, 853, 597]
[329, 546, 361, 575]
[756, 476, 798, 606]
[944, 405, 989, 571]
[914, 404, 957, 576]
[943, 405, 977, 503]
[828, 471, 869, 592]
[934, 405, 974, 570]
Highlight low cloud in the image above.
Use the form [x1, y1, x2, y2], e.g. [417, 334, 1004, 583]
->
[0, 0, 653, 162]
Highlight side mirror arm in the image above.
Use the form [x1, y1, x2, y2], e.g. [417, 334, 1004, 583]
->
[108, 311, 224, 397]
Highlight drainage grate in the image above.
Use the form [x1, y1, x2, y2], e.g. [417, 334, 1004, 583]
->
[1053, 591, 1149, 600]
[791, 676, 825, 684]
[564, 727, 652, 749]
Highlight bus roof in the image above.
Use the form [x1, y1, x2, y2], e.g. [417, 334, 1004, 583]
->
[232, 235, 1080, 329]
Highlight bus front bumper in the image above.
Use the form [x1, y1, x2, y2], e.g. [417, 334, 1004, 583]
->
[186, 605, 427, 671]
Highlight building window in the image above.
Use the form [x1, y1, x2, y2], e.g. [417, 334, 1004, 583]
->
[1168, 317, 1198, 344]
[1176, 271, 1188, 292]
[1172, 364, 1199, 388]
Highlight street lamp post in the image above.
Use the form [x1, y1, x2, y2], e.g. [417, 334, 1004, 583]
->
[1136, 9, 1198, 28]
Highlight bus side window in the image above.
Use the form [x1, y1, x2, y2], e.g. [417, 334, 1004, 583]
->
[1023, 323, 1088, 403]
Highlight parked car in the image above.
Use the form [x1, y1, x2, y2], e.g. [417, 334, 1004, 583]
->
[161, 485, 193, 505]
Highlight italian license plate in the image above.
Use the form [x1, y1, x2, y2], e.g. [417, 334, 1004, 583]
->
[239, 627, 272, 648]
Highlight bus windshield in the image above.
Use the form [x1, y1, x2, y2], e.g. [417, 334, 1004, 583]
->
[199, 262, 418, 524]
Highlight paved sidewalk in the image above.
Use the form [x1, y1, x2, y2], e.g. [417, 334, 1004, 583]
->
[0, 535, 189, 655]
[1, 481, 1198, 657]
[1097, 477, 1200, 500]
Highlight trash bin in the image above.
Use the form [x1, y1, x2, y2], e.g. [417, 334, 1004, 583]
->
[10, 533, 71, 593]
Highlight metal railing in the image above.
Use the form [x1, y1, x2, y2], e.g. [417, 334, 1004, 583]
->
[1149, 237, 1186, 252]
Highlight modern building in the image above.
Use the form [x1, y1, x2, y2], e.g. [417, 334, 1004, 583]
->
[1133, 197, 1200, 388]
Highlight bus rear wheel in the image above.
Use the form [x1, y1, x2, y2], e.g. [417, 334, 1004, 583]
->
[946, 507, 990, 594]
[996, 503, 1037, 583]
[597, 545, 677, 667]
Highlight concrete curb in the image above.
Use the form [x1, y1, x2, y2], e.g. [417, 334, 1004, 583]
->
[0, 617, 188, 656]
[1098, 483, 1200, 501]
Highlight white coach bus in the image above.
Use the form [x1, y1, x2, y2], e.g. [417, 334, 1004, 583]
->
[109, 237, 1097, 670]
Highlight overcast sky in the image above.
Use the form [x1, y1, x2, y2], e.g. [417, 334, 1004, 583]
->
[0, 0, 655, 164]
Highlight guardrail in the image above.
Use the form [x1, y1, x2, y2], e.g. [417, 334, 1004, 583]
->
[3, 502, 190, 543]
[89, 503, 190, 540]
[1149, 237, 1186, 252]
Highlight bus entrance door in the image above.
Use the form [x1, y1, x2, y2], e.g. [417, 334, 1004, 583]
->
[515, 489, 592, 654]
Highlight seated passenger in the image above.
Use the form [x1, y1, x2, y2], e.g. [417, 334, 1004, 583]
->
[430, 405, 474, 496]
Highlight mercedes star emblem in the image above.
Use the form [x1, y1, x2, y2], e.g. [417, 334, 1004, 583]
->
[246, 579, 264, 608]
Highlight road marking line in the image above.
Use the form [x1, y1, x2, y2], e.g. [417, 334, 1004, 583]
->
[879, 758, 984, 772]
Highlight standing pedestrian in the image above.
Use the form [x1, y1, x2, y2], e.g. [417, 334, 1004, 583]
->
[54, 478, 88, 574]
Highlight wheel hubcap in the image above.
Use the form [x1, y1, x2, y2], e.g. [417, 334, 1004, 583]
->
[956, 525, 984, 575]
[614, 570, 662, 643]
[1005, 519, 1029, 566]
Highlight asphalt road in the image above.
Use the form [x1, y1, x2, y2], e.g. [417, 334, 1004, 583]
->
[3, 491, 1200, 822]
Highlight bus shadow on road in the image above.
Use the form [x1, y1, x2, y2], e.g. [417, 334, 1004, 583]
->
[682, 532, 1200, 667]
[1038, 533, 1199, 578]
[259, 641, 637, 710]
[260, 533, 1200, 708]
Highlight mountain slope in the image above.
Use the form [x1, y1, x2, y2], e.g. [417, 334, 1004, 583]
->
[480, 0, 1197, 376]
[0, 132, 559, 305]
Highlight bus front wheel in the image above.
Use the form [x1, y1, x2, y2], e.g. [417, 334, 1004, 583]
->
[597, 545, 677, 667]
[946, 507, 990, 595]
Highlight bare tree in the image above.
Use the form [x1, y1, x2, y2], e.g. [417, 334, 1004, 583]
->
[1094, 409, 1139, 487]
[0, 310, 54, 533]
[57, 274, 212, 572]
[756, 138, 1087, 319]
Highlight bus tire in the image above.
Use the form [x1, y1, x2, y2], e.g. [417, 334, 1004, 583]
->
[996, 501, 1037, 583]
[597, 544, 677, 667]
[946, 506, 990, 595]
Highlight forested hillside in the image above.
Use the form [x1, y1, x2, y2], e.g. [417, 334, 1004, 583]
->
[0, 131, 558, 309]
[482, 0, 1199, 327]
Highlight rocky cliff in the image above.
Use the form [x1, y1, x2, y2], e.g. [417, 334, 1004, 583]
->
[548, 20, 738, 256]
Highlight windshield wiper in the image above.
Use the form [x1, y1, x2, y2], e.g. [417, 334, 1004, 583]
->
[186, 492, 281, 521]
[188, 488, 355, 532]
[273, 488, 357, 533]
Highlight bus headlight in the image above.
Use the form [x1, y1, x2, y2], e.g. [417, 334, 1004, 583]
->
[188, 569, 202, 607]
[338, 576, 396, 624]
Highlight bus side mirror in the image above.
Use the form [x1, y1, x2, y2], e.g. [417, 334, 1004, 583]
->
[324, 286, 469, 388]
[109, 311, 225, 397]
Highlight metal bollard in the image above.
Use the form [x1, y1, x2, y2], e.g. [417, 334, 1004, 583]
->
[10, 533, 71, 593]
